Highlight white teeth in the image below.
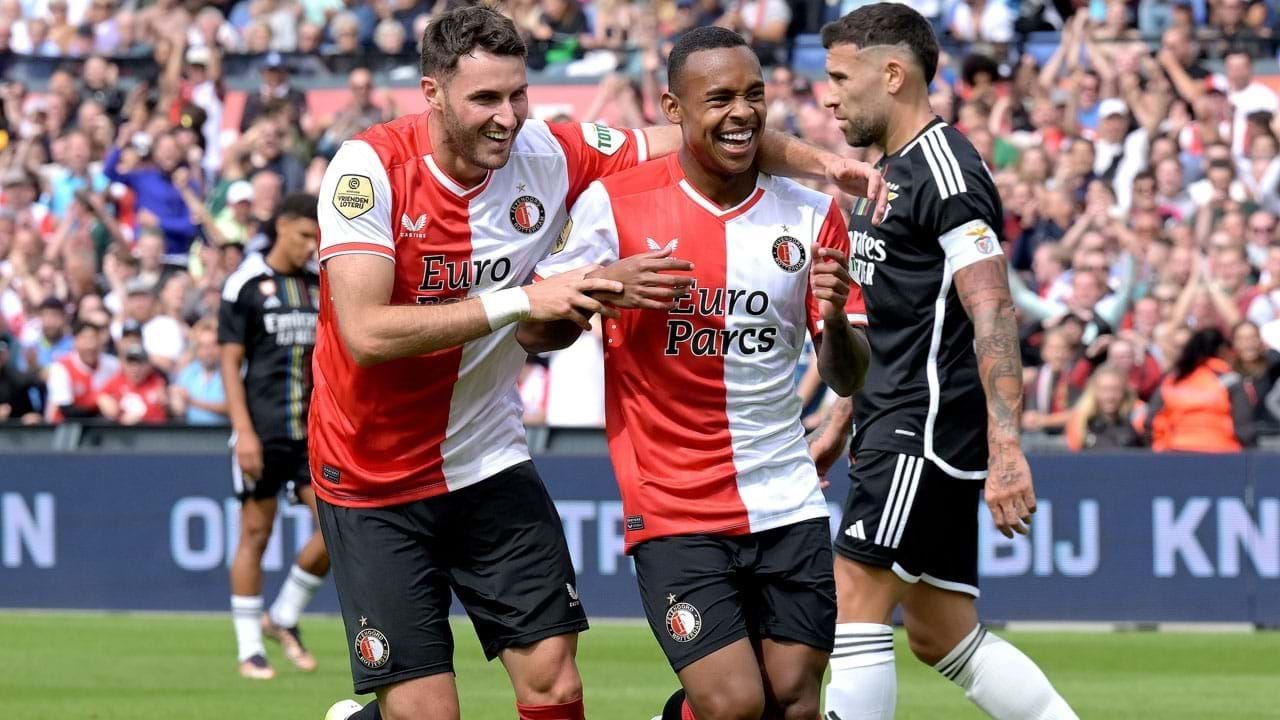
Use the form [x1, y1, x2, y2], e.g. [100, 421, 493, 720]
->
[719, 130, 753, 142]
[484, 131, 509, 141]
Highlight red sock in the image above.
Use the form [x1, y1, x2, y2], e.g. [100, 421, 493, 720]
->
[516, 697, 586, 720]
[681, 699, 697, 720]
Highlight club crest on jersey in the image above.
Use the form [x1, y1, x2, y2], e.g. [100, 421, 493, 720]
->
[666, 602, 702, 643]
[333, 174, 374, 220]
[258, 279, 276, 297]
[772, 236, 805, 272]
[510, 195, 546, 234]
[354, 628, 390, 669]
[967, 224, 996, 255]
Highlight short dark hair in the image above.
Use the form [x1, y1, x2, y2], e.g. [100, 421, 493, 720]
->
[420, 4, 527, 79]
[278, 192, 319, 223]
[667, 25, 750, 96]
[821, 2, 939, 84]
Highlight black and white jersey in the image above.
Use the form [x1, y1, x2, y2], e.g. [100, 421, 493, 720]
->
[847, 119, 1005, 479]
[218, 253, 320, 443]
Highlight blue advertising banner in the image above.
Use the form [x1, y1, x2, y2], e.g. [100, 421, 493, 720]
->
[1, 452, 1277, 623]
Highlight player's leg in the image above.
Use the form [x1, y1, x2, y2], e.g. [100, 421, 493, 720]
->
[316, 495, 461, 720]
[752, 519, 838, 720]
[229, 454, 280, 679]
[634, 532, 765, 720]
[443, 462, 588, 719]
[264, 445, 329, 672]
[902, 585, 1077, 719]
[896, 472, 1076, 720]
[826, 451, 917, 719]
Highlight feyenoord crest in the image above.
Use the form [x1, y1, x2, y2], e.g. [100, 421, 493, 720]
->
[772, 236, 805, 272]
[509, 195, 546, 234]
[354, 628, 390, 669]
[665, 602, 702, 643]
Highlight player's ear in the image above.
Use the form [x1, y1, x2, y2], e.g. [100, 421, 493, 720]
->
[660, 91, 682, 125]
[884, 58, 906, 95]
[421, 75, 444, 112]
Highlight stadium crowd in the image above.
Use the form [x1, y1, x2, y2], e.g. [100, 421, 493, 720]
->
[1, 0, 1280, 453]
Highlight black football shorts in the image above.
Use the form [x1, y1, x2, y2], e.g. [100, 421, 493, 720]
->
[316, 460, 588, 694]
[834, 449, 984, 597]
[232, 437, 312, 504]
[632, 519, 836, 672]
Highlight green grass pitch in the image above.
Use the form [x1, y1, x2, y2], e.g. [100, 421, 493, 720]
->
[2, 612, 1278, 719]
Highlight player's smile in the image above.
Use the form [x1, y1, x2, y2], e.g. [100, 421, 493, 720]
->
[713, 125, 758, 159]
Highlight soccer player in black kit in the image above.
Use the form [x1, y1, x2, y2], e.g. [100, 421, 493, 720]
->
[809, 5, 1078, 719]
[219, 193, 329, 680]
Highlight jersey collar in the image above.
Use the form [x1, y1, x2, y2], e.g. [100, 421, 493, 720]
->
[668, 155, 766, 222]
[895, 116, 948, 157]
[418, 112, 494, 200]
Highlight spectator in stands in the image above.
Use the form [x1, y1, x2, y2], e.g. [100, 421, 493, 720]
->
[239, 52, 307, 133]
[318, 68, 393, 161]
[1066, 364, 1146, 451]
[46, 131, 108, 219]
[1222, 51, 1280, 159]
[104, 131, 200, 269]
[170, 317, 226, 425]
[1201, 0, 1273, 60]
[227, 118, 306, 194]
[949, 0, 1015, 45]
[1157, 26, 1211, 104]
[0, 333, 41, 424]
[210, 180, 257, 249]
[716, 0, 789, 65]
[1230, 319, 1280, 434]
[114, 279, 184, 376]
[19, 296, 73, 373]
[1146, 327, 1256, 451]
[97, 340, 168, 425]
[1024, 326, 1079, 436]
[525, 0, 590, 69]
[44, 318, 116, 422]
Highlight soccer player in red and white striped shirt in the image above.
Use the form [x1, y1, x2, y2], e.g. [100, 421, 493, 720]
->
[520, 27, 871, 720]
[313, 8, 886, 720]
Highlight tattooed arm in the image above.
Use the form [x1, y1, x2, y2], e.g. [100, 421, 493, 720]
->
[954, 256, 1037, 538]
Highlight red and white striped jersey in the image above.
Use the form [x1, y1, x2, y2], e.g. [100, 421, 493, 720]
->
[535, 155, 867, 549]
[311, 113, 647, 507]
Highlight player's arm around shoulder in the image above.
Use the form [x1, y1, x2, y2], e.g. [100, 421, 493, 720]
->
[317, 145, 622, 366]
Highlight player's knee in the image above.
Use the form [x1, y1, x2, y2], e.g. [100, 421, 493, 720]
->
[515, 660, 582, 705]
[237, 522, 273, 554]
[905, 627, 950, 667]
[772, 692, 819, 720]
[691, 684, 765, 720]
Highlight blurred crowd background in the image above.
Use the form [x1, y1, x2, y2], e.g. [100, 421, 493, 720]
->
[1, 0, 1280, 454]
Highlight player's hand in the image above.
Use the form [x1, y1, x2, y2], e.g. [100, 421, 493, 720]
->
[588, 245, 694, 311]
[811, 244, 852, 324]
[825, 158, 888, 225]
[526, 266, 625, 330]
[985, 444, 1036, 539]
[235, 430, 264, 481]
[807, 426, 845, 489]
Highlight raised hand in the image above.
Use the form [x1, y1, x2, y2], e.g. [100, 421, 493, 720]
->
[587, 244, 694, 311]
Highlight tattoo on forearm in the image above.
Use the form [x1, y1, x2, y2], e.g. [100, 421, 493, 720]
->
[957, 260, 1024, 467]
